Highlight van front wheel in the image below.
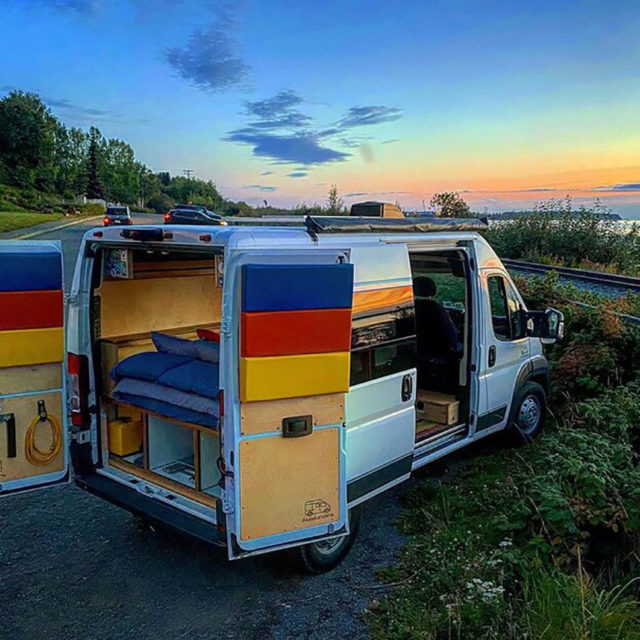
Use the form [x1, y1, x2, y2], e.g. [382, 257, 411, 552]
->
[297, 505, 362, 574]
[507, 380, 546, 444]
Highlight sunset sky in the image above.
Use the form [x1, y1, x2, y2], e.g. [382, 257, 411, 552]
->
[2, 0, 639, 215]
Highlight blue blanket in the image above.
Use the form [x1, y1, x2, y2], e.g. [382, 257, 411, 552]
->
[111, 351, 219, 428]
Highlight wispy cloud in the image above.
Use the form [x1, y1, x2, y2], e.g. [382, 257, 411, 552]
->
[260, 170, 274, 176]
[344, 191, 369, 197]
[382, 138, 400, 144]
[336, 105, 402, 129]
[227, 129, 349, 165]
[165, 13, 250, 92]
[226, 89, 402, 167]
[287, 171, 307, 178]
[242, 184, 276, 192]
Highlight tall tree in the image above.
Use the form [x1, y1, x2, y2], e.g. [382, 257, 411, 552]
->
[0, 91, 59, 190]
[327, 184, 344, 215]
[430, 192, 471, 218]
[85, 127, 104, 199]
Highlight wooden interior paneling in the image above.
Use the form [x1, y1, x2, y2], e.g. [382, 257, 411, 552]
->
[240, 393, 344, 436]
[0, 363, 62, 395]
[97, 274, 222, 339]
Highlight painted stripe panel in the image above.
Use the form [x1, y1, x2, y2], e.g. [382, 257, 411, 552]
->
[0, 327, 64, 368]
[242, 264, 354, 312]
[0, 250, 62, 292]
[241, 308, 352, 357]
[352, 285, 413, 316]
[0, 290, 63, 330]
[240, 352, 350, 402]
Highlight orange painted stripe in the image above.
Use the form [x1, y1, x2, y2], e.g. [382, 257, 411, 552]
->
[241, 308, 352, 357]
[352, 285, 413, 315]
[0, 290, 63, 330]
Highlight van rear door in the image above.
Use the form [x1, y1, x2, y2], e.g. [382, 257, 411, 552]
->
[223, 250, 353, 558]
[0, 241, 69, 496]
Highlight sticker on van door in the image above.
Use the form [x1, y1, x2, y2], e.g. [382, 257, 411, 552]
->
[303, 498, 334, 523]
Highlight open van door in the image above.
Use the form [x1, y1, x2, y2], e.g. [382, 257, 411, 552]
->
[224, 251, 353, 558]
[0, 241, 69, 496]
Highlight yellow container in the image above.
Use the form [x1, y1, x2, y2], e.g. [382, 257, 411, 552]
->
[108, 419, 143, 456]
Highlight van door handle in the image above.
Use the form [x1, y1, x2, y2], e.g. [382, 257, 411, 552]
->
[401, 374, 413, 402]
[488, 346, 496, 368]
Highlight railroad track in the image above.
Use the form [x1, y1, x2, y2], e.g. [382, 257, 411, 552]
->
[502, 259, 640, 325]
[502, 259, 640, 294]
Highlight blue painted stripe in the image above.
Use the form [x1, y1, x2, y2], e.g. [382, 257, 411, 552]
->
[0, 250, 62, 291]
[242, 263, 354, 312]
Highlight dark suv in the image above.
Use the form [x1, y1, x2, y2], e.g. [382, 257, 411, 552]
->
[103, 205, 132, 226]
[163, 207, 227, 225]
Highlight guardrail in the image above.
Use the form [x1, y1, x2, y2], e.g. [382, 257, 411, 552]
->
[502, 259, 640, 294]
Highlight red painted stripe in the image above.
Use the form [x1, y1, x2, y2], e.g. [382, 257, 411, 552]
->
[0, 290, 63, 330]
[241, 308, 352, 357]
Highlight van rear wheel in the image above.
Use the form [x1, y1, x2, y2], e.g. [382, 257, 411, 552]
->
[297, 505, 362, 574]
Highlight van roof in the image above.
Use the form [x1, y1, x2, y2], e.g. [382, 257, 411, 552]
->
[84, 217, 499, 268]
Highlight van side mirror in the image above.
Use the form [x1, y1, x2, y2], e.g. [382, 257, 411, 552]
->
[526, 307, 565, 342]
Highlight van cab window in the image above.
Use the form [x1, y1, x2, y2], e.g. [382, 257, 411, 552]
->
[488, 275, 524, 340]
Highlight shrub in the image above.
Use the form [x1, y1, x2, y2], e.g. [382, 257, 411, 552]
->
[79, 202, 106, 217]
[485, 197, 640, 276]
[369, 274, 640, 639]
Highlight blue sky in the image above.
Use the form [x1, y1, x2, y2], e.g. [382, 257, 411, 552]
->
[2, 0, 640, 214]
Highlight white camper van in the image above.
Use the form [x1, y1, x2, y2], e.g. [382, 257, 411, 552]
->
[0, 216, 563, 572]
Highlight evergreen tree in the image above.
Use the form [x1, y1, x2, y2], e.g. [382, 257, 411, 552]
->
[85, 127, 104, 199]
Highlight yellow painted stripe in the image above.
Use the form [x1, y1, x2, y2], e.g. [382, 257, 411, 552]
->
[240, 352, 350, 403]
[0, 327, 64, 368]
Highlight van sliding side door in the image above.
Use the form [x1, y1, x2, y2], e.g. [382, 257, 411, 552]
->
[0, 241, 70, 497]
[223, 249, 353, 558]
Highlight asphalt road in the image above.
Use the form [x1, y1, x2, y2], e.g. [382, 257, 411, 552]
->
[0, 214, 407, 640]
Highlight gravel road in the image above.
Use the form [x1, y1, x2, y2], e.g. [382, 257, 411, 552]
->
[0, 215, 407, 640]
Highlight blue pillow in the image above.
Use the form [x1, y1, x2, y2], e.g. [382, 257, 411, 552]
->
[158, 360, 220, 398]
[195, 339, 220, 363]
[151, 332, 199, 359]
[110, 352, 191, 382]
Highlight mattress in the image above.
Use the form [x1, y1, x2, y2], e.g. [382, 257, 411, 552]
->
[111, 351, 219, 428]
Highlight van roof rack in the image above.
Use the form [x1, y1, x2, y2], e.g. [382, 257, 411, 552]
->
[304, 216, 488, 237]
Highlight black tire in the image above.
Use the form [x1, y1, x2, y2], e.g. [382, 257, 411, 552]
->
[507, 380, 546, 444]
[296, 505, 362, 574]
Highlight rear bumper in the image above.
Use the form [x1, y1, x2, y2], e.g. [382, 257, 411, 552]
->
[75, 472, 225, 546]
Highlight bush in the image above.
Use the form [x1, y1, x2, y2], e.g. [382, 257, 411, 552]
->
[146, 193, 174, 214]
[368, 274, 640, 639]
[79, 202, 105, 217]
[485, 198, 640, 276]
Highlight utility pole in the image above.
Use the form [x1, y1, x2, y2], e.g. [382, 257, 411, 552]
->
[183, 169, 194, 179]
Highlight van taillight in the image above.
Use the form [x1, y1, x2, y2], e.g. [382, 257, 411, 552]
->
[218, 390, 224, 418]
[68, 353, 89, 427]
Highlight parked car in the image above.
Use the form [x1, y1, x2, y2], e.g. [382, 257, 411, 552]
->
[163, 207, 227, 225]
[103, 205, 132, 226]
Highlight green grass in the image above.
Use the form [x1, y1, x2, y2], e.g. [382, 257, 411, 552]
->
[0, 210, 64, 232]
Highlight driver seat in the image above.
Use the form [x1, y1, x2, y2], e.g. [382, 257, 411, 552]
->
[413, 276, 459, 393]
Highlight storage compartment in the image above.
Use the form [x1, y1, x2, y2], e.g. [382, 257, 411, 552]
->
[93, 247, 224, 505]
[416, 390, 459, 426]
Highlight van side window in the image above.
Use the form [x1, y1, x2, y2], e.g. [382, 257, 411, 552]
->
[487, 275, 524, 340]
